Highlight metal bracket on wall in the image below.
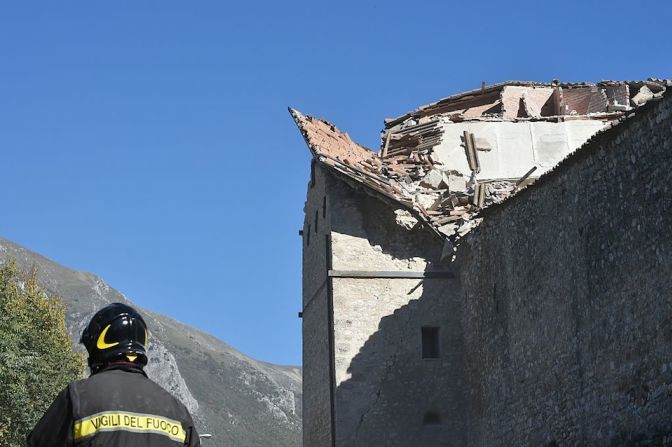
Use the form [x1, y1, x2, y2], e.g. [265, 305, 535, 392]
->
[328, 270, 454, 279]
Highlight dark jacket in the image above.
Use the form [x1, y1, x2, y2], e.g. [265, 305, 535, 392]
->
[27, 364, 200, 446]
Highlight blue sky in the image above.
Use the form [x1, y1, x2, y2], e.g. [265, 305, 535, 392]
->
[1, 1, 670, 365]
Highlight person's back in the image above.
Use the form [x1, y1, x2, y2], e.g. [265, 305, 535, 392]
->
[27, 303, 200, 446]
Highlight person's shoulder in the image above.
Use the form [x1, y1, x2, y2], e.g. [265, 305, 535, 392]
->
[144, 376, 187, 403]
[71, 367, 143, 390]
[66, 375, 89, 393]
[142, 376, 194, 417]
[67, 371, 103, 400]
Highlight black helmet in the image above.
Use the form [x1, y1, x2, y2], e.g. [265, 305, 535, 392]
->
[80, 303, 149, 373]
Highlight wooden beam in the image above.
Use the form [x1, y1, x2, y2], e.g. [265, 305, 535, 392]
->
[515, 166, 538, 188]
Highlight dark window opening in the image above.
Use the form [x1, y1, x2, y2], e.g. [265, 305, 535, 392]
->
[307, 223, 311, 246]
[423, 411, 441, 426]
[322, 196, 327, 218]
[421, 326, 440, 359]
[314, 210, 318, 233]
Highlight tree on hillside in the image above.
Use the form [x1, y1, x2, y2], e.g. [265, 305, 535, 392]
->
[0, 260, 85, 446]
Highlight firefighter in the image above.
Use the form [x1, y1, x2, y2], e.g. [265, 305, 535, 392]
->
[27, 302, 200, 446]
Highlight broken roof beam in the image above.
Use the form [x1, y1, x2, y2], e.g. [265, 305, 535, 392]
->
[463, 131, 480, 173]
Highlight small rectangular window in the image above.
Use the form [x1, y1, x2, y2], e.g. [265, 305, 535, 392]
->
[314, 210, 318, 233]
[421, 327, 440, 359]
[423, 411, 442, 426]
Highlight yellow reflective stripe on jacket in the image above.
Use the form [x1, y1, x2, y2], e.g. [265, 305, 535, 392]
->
[73, 411, 186, 443]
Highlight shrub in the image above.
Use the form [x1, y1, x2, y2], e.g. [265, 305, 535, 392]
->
[0, 260, 85, 446]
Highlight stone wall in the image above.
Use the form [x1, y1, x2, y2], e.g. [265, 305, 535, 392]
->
[303, 93, 672, 447]
[327, 178, 468, 446]
[455, 93, 672, 446]
[301, 163, 334, 447]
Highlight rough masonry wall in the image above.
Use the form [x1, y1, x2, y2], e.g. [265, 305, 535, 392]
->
[328, 178, 467, 447]
[455, 94, 672, 446]
[302, 164, 334, 447]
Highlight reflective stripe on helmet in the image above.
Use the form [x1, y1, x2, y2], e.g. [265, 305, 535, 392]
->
[96, 324, 120, 350]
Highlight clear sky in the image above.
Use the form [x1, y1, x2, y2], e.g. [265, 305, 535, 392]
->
[1, 1, 670, 365]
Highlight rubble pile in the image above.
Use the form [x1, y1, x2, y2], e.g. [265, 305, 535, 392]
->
[291, 79, 670, 242]
[290, 107, 518, 240]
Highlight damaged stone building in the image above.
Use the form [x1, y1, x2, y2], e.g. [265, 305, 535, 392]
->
[291, 79, 672, 446]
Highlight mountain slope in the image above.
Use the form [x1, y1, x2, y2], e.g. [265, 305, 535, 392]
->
[0, 237, 301, 446]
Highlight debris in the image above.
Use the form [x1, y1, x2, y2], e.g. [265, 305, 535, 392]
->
[415, 192, 440, 211]
[463, 131, 480, 173]
[438, 222, 459, 237]
[631, 85, 654, 106]
[394, 209, 418, 230]
[472, 183, 486, 208]
[420, 169, 445, 189]
[444, 171, 467, 193]
[291, 78, 669, 241]
[515, 166, 538, 188]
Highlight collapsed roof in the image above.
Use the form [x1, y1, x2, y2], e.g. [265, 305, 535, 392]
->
[291, 79, 670, 242]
